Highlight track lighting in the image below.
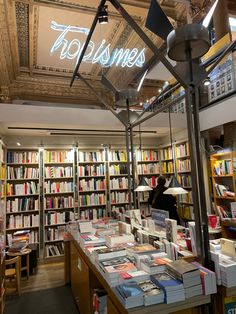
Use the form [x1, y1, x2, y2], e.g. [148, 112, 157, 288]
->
[98, 5, 108, 24]
[203, 77, 211, 86]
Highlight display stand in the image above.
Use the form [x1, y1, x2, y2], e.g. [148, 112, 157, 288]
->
[65, 237, 211, 314]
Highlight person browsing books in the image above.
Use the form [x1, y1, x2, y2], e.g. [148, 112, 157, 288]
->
[148, 176, 180, 224]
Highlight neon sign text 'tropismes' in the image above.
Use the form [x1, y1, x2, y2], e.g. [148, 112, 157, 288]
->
[50, 21, 146, 68]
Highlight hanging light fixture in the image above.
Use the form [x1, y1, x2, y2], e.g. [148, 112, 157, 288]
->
[164, 106, 188, 195]
[134, 125, 152, 192]
[98, 5, 108, 24]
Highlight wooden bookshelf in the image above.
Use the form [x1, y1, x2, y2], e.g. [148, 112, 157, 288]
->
[43, 148, 75, 258]
[210, 150, 236, 220]
[78, 149, 107, 220]
[6, 148, 40, 254]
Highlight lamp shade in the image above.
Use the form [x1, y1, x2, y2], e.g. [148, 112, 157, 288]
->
[134, 177, 153, 192]
[163, 175, 188, 195]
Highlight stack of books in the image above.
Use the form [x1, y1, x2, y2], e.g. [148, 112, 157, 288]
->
[105, 233, 135, 248]
[138, 280, 165, 306]
[8, 229, 30, 253]
[115, 281, 144, 309]
[119, 270, 149, 284]
[191, 262, 217, 295]
[219, 259, 236, 288]
[151, 272, 185, 304]
[99, 256, 137, 287]
[166, 260, 202, 299]
[93, 247, 127, 262]
[140, 257, 172, 275]
[79, 234, 106, 249]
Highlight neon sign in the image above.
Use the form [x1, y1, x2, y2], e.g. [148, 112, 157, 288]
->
[50, 21, 145, 68]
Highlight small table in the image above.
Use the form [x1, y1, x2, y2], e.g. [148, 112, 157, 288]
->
[7, 248, 32, 280]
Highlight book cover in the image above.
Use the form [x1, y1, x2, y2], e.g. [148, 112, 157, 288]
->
[165, 218, 178, 244]
[116, 281, 144, 299]
[104, 262, 137, 274]
[166, 260, 200, 280]
[127, 244, 157, 255]
[151, 272, 184, 291]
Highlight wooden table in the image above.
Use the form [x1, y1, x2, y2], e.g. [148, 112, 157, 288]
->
[7, 248, 32, 280]
[65, 238, 211, 314]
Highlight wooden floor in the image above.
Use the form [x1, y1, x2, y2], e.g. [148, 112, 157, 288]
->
[20, 261, 65, 293]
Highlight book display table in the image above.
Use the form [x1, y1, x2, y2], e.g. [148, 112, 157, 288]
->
[65, 238, 211, 314]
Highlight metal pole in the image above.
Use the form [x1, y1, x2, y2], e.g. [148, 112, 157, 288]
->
[126, 100, 132, 210]
[129, 126, 138, 208]
[192, 86, 211, 267]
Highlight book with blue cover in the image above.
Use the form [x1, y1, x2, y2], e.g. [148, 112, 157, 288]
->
[151, 272, 184, 292]
[115, 281, 144, 309]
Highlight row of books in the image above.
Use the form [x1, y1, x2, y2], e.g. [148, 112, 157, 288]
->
[78, 164, 105, 177]
[162, 162, 173, 174]
[7, 182, 38, 196]
[44, 150, 73, 163]
[78, 151, 105, 162]
[7, 166, 39, 180]
[45, 243, 64, 257]
[0, 166, 6, 180]
[79, 178, 106, 191]
[45, 226, 65, 241]
[213, 160, 232, 175]
[215, 183, 235, 197]
[136, 150, 158, 162]
[109, 165, 128, 175]
[179, 205, 194, 221]
[7, 214, 39, 229]
[137, 164, 160, 175]
[160, 147, 172, 160]
[110, 192, 129, 204]
[7, 151, 39, 164]
[178, 174, 192, 187]
[108, 151, 127, 162]
[176, 159, 191, 172]
[7, 197, 39, 212]
[45, 211, 74, 225]
[179, 192, 193, 204]
[44, 181, 74, 194]
[44, 196, 74, 209]
[110, 177, 128, 190]
[7, 230, 38, 246]
[175, 143, 190, 158]
[79, 193, 106, 206]
[80, 208, 106, 220]
[0, 144, 4, 164]
[44, 166, 73, 178]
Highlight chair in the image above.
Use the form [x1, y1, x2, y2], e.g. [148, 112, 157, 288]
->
[5, 256, 21, 296]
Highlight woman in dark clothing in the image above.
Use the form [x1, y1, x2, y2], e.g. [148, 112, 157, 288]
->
[148, 175, 181, 225]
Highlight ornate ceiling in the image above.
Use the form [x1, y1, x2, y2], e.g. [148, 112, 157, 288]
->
[0, 0, 233, 108]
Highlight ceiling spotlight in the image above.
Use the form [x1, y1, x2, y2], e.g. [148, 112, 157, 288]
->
[203, 77, 211, 86]
[99, 5, 108, 24]
[165, 81, 169, 85]
[16, 142, 21, 146]
[158, 88, 162, 93]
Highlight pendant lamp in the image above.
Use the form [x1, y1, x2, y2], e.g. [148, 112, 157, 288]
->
[164, 106, 188, 195]
[134, 125, 152, 192]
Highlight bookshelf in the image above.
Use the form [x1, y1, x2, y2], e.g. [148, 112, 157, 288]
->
[108, 149, 131, 214]
[0, 141, 6, 313]
[78, 149, 107, 220]
[210, 149, 236, 219]
[43, 149, 75, 258]
[6, 149, 40, 252]
[175, 141, 194, 221]
[136, 148, 160, 216]
[160, 146, 174, 175]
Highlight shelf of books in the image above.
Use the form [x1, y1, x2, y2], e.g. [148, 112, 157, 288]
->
[5, 148, 40, 263]
[78, 149, 107, 220]
[0, 141, 6, 313]
[43, 149, 75, 258]
[108, 149, 131, 215]
[136, 148, 160, 216]
[175, 141, 194, 221]
[210, 149, 236, 220]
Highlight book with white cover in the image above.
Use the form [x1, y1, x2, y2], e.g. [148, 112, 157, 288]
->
[78, 221, 93, 234]
[165, 218, 177, 244]
[105, 233, 135, 248]
[220, 238, 236, 261]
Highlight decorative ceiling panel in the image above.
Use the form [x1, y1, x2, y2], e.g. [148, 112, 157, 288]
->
[15, 1, 29, 67]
